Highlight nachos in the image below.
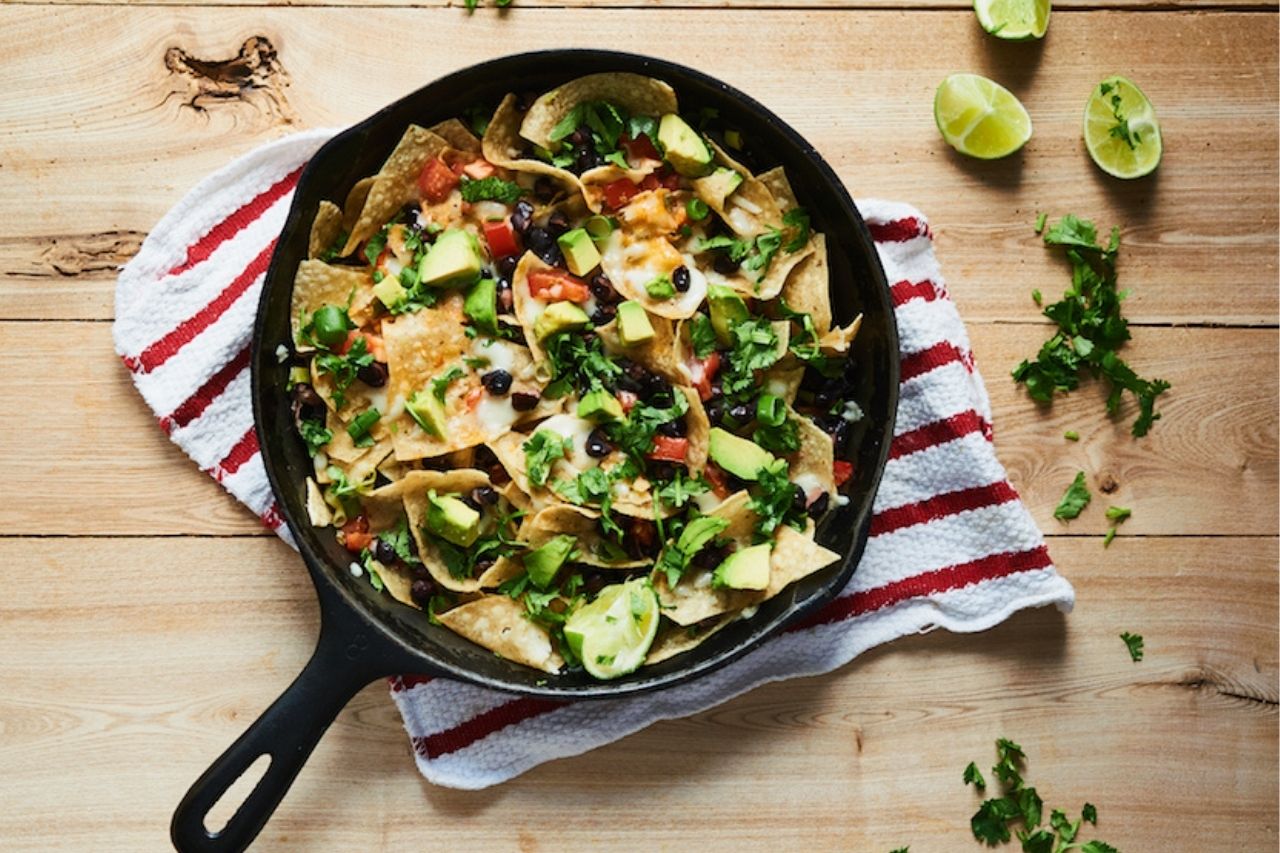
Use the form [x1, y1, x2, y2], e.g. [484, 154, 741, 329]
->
[286, 74, 863, 680]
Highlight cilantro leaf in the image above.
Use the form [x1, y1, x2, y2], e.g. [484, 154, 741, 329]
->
[972, 797, 1020, 845]
[608, 390, 689, 466]
[753, 415, 800, 454]
[314, 336, 374, 409]
[1017, 829, 1055, 853]
[1082, 803, 1097, 825]
[522, 429, 571, 488]
[431, 365, 466, 401]
[298, 419, 332, 456]
[1080, 843, 1120, 853]
[460, 176, 523, 204]
[1051, 808, 1080, 843]
[689, 313, 718, 359]
[544, 331, 622, 395]
[1053, 471, 1092, 521]
[782, 207, 811, 252]
[720, 317, 781, 403]
[964, 761, 987, 789]
[1120, 631, 1144, 661]
[749, 458, 807, 540]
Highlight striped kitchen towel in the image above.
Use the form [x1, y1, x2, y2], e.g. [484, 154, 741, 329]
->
[113, 128, 1074, 790]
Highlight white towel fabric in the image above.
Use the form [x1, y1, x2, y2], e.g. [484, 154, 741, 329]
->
[114, 128, 1073, 790]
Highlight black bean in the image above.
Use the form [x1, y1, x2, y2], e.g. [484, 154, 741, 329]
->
[290, 382, 326, 424]
[471, 486, 500, 507]
[728, 402, 751, 424]
[399, 202, 420, 223]
[511, 391, 539, 412]
[496, 254, 519, 281]
[569, 127, 592, 146]
[692, 542, 728, 570]
[511, 199, 534, 234]
[807, 492, 830, 519]
[791, 485, 808, 514]
[515, 91, 538, 111]
[585, 428, 612, 458]
[624, 361, 652, 385]
[614, 373, 642, 395]
[532, 177, 557, 203]
[410, 578, 436, 608]
[461, 493, 483, 512]
[647, 460, 677, 482]
[357, 360, 388, 387]
[704, 396, 726, 425]
[713, 253, 740, 275]
[583, 572, 607, 597]
[497, 282, 514, 313]
[589, 273, 619, 303]
[657, 416, 688, 438]
[474, 444, 498, 468]
[672, 265, 690, 293]
[481, 369, 513, 396]
[590, 304, 617, 325]
[546, 211, 571, 237]
[374, 538, 398, 565]
[474, 557, 496, 574]
[525, 226, 553, 253]
[489, 463, 512, 486]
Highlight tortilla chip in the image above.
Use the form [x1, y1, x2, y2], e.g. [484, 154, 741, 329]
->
[820, 314, 863, 354]
[342, 177, 375, 234]
[680, 387, 711, 477]
[696, 238, 814, 302]
[518, 73, 678, 151]
[342, 125, 450, 256]
[579, 164, 660, 214]
[438, 595, 564, 673]
[757, 166, 799, 213]
[401, 469, 500, 593]
[290, 260, 371, 351]
[598, 228, 708, 319]
[780, 234, 831, 335]
[645, 615, 734, 665]
[522, 504, 646, 567]
[305, 477, 333, 527]
[761, 365, 806, 406]
[308, 201, 344, 260]
[380, 296, 471, 460]
[347, 436, 394, 487]
[482, 94, 582, 195]
[694, 140, 783, 239]
[765, 522, 840, 599]
[788, 406, 836, 499]
[374, 560, 417, 608]
[429, 118, 482, 153]
[361, 476, 416, 530]
[510, 252, 556, 368]
[596, 313, 684, 384]
[309, 356, 383, 422]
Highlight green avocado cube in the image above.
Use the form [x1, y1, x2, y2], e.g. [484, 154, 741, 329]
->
[406, 390, 448, 439]
[372, 273, 407, 310]
[463, 277, 498, 334]
[426, 492, 481, 548]
[657, 113, 713, 177]
[700, 166, 743, 200]
[577, 389, 624, 423]
[419, 228, 483, 289]
[712, 544, 771, 590]
[556, 227, 602, 277]
[708, 427, 776, 481]
[616, 301, 655, 346]
[534, 301, 590, 341]
[708, 285, 750, 345]
[525, 534, 576, 590]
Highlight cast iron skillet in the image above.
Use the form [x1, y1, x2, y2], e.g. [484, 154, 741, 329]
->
[171, 50, 899, 853]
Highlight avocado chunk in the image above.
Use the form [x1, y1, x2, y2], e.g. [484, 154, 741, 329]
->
[577, 389, 624, 423]
[616, 301, 655, 346]
[658, 113, 714, 177]
[525, 534, 576, 590]
[463, 277, 498, 334]
[708, 285, 750, 345]
[713, 544, 771, 590]
[699, 166, 743, 200]
[425, 492, 481, 548]
[708, 427, 776, 481]
[556, 227, 602, 277]
[419, 228, 483, 289]
[406, 390, 448, 439]
[534, 301, 590, 341]
[372, 273, 407, 310]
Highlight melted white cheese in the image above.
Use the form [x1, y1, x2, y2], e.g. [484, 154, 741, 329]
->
[538, 414, 598, 471]
[793, 473, 824, 499]
[476, 395, 519, 437]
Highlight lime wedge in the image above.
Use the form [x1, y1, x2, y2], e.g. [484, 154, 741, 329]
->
[975, 0, 1050, 40]
[563, 578, 659, 680]
[1084, 76, 1162, 179]
[934, 74, 1033, 159]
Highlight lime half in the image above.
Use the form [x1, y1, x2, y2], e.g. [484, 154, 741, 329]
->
[935, 74, 1033, 159]
[563, 578, 659, 680]
[975, 0, 1050, 40]
[1084, 76, 1162, 179]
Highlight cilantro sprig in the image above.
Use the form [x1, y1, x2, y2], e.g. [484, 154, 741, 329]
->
[1120, 631, 1144, 661]
[523, 429, 572, 488]
[460, 176, 523, 204]
[1013, 215, 1170, 437]
[1053, 471, 1092, 521]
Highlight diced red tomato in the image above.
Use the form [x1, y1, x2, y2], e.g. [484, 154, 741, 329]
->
[617, 390, 638, 413]
[339, 330, 386, 363]
[418, 158, 459, 204]
[833, 460, 854, 487]
[639, 172, 660, 192]
[704, 463, 731, 499]
[483, 219, 521, 258]
[690, 352, 721, 401]
[641, 167, 680, 192]
[464, 386, 484, 411]
[648, 435, 689, 463]
[621, 133, 661, 164]
[341, 516, 373, 553]
[527, 269, 591, 303]
[462, 159, 497, 180]
[601, 177, 641, 210]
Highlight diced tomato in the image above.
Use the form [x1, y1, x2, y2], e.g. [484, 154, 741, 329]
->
[691, 352, 721, 401]
[601, 177, 641, 210]
[639, 172, 660, 192]
[527, 269, 591, 303]
[621, 133, 661, 164]
[483, 219, 521, 258]
[704, 463, 731, 499]
[339, 330, 386, 363]
[341, 516, 373, 553]
[658, 167, 681, 190]
[418, 157, 459, 204]
[648, 435, 689, 463]
[833, 460, 854, 487]
[464, 386, 484, 411]
[462, 159, 496, 180]
[617, 390, 638, 413]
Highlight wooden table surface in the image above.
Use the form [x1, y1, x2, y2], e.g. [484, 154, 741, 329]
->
[1, 1, 1276, 850]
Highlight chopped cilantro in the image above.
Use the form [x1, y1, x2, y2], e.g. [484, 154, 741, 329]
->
[782, 207, 811, 252]
[719, 317, 781, 403]
[298, 419, 332, 456]
[431, 365, 466, 402]
[1053, 471, 1091, 521]
[522, 429, 571, 488]
[964, 761, 987, 789]
[363, 226, 389, 266]
[689, 313, 718, 359]
[1063, 430, 1079, 441]
[654, 469, 708, 509]
[749, 458, 807, 540]
[753, 414, 800, 455]
[1082, 804, 1097, 825]
[460, 176, 523, 204]
[972, 797, 1020, 844]
[1035, 212, 1048, 234]
[1032, 289, 1043, 306]
[544, 331, 623, 395]
[607, 390, 689, 467]
[1120, 631, 1144, 661]
[314, 336, 374, 409]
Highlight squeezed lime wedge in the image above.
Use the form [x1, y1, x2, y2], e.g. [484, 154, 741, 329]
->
[563, 578, 659, 680]
[975, 0, 1050, 40]
[935, 73, 1033, 159]
[1084, 75, 1162, 179]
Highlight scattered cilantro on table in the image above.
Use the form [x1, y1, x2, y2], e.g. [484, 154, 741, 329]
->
[1013, 214, 1171, 437]
[1053, 471, 1092, 521]
[1120, 631, 1144, 661]
[1103, 505, 1131, 547]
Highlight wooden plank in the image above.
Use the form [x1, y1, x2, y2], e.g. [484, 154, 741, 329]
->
[10, 0, 1277, 10]
[0, 7, 1274, 323]
[2, 321, 1272, 536]
[0, 535, 1272, 850]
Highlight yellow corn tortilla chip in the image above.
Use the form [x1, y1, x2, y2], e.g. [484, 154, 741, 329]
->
[788, 406, 836, 499]
[596, 312, 684, 384]
[308, 200, 343, 260]
[680, 386, 711, 477]
[644, 614, 734, 665]
[760, 365, 806, 407]
[342, 177, 374, 235]
[757, 166, 799, 213]
[510, 252, 557, 368]
[429, 118, 482, 153]
[780, 234, 831, 335]
[346, 436, 394, 487]
[697, 239, 814, 302]
[290, 260, 371, 351]
[305, 477, 333, 528]
[482, 94, 582, 196]
[380, 296, 470, 460]
[438, 595, 564, 674]
[518, 73, 678, 151]
[342, 125, 450, 256]
[373, 559, 417, 608]
[578, 164, 662, 213]
[693, 140, 783, 239]
[401, 469, 504, 593]
[598, 227, 708, 320]
[766, 522, 840, 599]
[820, 314, 863, 354]
[522, 504, 646, 568]
[309, 355, 382, 423]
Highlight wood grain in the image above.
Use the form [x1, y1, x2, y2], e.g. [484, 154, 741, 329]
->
[0, 8, 1275, 324]
[0, 535, 1273, 851]
[10, 0, 1278, 9]
[2, 321, 1271, 536]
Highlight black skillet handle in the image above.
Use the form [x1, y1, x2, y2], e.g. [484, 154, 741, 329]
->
[170, 591, 423, 853]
